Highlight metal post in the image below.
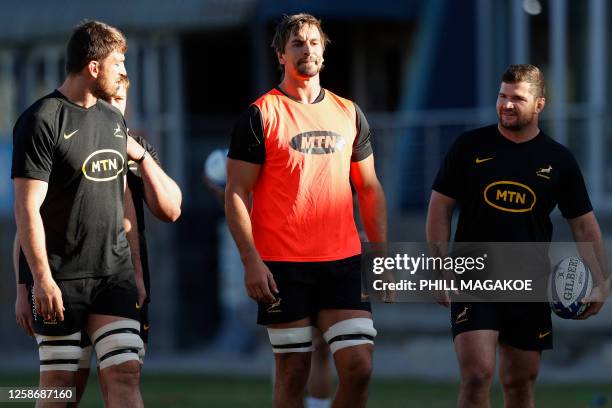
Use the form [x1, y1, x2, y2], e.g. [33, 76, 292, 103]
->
[511, 0, 529, 64]
[587, 0, 606, 205]
[476, 0, 494, 115]
[0, 51, 15, 137]
[549, 0, 568, 146]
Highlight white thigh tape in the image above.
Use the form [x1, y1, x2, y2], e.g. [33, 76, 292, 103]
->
[36, 332, 82, 372]
[91, 320, 143, 370]
[138, 345, 146, 364]
[268, 326, 314, 353]
[79, 345, 93, 369]
[323, 318, 377, 354]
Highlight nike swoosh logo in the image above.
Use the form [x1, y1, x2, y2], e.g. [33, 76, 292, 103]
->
[538, 331, 551, 339]
[63, 129, 79, 139]
[475, 157, 494, 164]
[143, 324, 150, 331]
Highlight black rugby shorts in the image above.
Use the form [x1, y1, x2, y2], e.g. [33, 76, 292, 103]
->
[29, 269, 139, 337]
[257, 255, 371, 326]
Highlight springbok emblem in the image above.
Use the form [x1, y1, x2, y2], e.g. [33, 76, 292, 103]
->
[536, 165, 552, 179]
[455, 306, 469, 323]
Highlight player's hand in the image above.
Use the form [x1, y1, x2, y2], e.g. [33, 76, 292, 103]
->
[431, 270, 451, 308]
[575, 278, 610, 320]
[244, 256, 278, 303]
[432, 289, 450, 308]
[15, 285, 34, 337]
[135, 276, 147, 308]
[127, 135, 146, 161]
[380, 270, 396, 303]
[34, 276, 64, 322]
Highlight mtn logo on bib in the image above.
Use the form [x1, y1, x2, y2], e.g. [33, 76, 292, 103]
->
[82, 149, 125, 182]
[289, 131, 346, 154]
[484, 181, 536, 213]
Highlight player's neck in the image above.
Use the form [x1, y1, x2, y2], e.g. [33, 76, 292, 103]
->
[279, 75, 321, 104]
[497, 122, 540, 143]
[57, 76, 98, 108]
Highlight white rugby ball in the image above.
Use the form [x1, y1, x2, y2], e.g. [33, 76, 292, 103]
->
[549, 256, 592, 319]
[204, 148, 228, 188]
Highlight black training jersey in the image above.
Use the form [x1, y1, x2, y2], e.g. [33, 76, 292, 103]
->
[12, 90, 133, 280]
[126, 135, 160, 301]
[432, 125, 592, 242]
[17, 134, 159, 288]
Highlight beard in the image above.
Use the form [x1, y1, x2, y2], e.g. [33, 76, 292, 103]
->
[296, 56, 323, 77]
[498, 109, 536, 131]
[91, 71, 119, 101]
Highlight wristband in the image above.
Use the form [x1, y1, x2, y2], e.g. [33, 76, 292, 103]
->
[136, 150, 148, 163]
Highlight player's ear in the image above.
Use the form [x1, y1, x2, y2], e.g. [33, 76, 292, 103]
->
[277, 51, 286, 66]
[535, 97, 545, 113]
[86, 60, 99, 79]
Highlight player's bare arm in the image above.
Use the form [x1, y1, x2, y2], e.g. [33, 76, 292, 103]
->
[13, 233, 34, 337]
[568, 211, 609, 319]
[426, 191, 456, 255]
[350, 155, 388, 243]
[351, 156, 392, 302]
[425, 191, 457, 307]
[225, 158, 278, 303]
[124, 185, 147, 306]
[13, 177, 64, 322]
[127, 135, 182, 222]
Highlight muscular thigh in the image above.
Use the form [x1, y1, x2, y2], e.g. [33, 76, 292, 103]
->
[454, 329, 498, 373]
[499, 342, 541, 382]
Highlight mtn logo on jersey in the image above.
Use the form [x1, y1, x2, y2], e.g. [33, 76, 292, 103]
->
[289, 131, 347, 154]
[82, 149, 125, 182]
[484, 181, 536, 213]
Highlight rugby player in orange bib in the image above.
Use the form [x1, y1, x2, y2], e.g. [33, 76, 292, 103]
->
[225, 14, 387, 408]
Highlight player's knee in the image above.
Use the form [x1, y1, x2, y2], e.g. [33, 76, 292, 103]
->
[103, 360, 141, 387]
[500, 368, 538, 391]
[40, 370, 76, 388]
[36, 331, 83, 373]
[268, 326, 314, 354]
[275, 353, 311, 390]
[91, 320, 143, 371]
[461, 366, 494, 391]
[323, 318, 376, 354]
[337, 348, 372, 386]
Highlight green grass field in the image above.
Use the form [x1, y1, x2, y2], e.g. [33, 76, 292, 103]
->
[0, 373, 610, 407]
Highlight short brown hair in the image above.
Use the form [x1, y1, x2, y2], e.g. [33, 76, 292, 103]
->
[271, 13, 330, 58]
[501, 64, 546, 98]
[65, 20, 127, 74]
